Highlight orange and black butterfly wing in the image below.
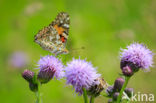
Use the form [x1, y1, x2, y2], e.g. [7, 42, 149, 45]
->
[34, 12, 70, 55]
[50, 12, 70, 45]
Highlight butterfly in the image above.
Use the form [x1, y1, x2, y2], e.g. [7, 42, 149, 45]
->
[34, 12, 70, 55]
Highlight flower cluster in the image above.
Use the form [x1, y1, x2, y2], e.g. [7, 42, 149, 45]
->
[106, 43, 154, 103]
[22, 55, 65, 92]
[106, 77, 134, 102]
[22, 56, 102, 95]
[21, 42, 154, 103]
[22, 69, 38, 92]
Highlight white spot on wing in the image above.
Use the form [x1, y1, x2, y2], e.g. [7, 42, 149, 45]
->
[56, 34, 60, 39]
[49, 36, 53, 41]
[63, 24, 69, 28]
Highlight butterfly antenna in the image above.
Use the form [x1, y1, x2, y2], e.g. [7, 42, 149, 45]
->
[70, 46, 85, 51]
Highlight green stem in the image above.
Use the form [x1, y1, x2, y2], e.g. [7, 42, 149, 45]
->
[82, 88, 88, 103]
[89, 96, 95, 103]
[117, 76, 130, 103]
[35, 83, 41, 103]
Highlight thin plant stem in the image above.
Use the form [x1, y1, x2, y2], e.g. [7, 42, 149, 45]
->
[35, 83, 41, 103]
[89, 96, 95, 103]
[82, 88, 88, 103]
[117, 76, 130, 103]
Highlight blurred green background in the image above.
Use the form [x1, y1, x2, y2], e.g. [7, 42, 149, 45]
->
[0, 0, 156, 103]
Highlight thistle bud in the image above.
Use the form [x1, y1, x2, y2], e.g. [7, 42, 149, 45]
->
[113, 77, 125, 92]
[106, 85, 114, 96]
[125, 88, 133, 98]
[29, 82, 38, 92]
[108, 99, 113, 103]
[22, 69, 34, 83]
[113, 92, 119, 101]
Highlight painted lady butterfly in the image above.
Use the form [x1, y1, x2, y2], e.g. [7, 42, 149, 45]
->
[34, 12, 70, 55]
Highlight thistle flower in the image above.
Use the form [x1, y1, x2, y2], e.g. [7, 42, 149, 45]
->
[120, 43, 154, 71]
[37, 55, 64, 83]
[65, 58, 101, 95]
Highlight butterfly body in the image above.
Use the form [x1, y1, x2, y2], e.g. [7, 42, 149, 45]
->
[34, 12, 70, 55]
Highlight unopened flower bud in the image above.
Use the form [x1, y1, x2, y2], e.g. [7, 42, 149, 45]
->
[122, 66, 133, 76]
[106, 85, 114, 96]
[113, 77, 125, 92]
[125, 88, 133, 98]
[113, 92, 119, 101]
[22, 69, 34, 83]
[29, 82, 38, 92]
[108, 99, 113, 103]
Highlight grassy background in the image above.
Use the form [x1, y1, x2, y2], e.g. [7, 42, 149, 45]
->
[0, 0, 156, 103]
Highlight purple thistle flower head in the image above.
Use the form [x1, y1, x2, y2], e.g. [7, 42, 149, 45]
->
[120, 43, 154, 71]
[37, 55, 64, 83]
[65, 58, 101, 95]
